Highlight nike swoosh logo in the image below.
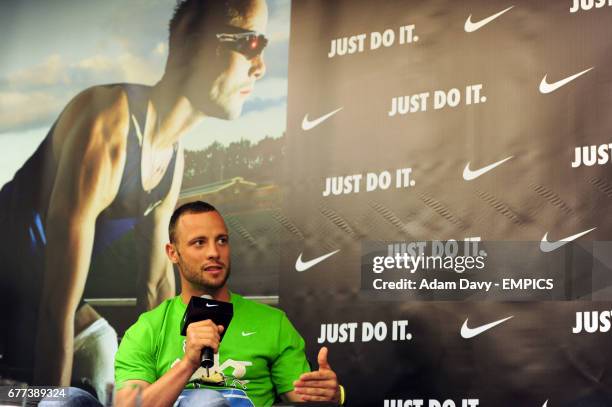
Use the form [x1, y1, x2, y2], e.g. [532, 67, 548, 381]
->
[131, 114, 144, 146]
[143, 199, 163, 216]
[463, 156, 513, 181]
[205, 303, 219, 307]
[464, 6, 514, 33]
[301, 107, 343, 131]
[540, 227, 596, 252]
[295, 249, 340, 272]
[461, 316, 514, 338]
[542, 401, 548, 407]
[241, 331, 256, 336]
[539, 67, 594, 94]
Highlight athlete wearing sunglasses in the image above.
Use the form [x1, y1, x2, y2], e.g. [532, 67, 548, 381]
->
[216, 29, 269, 60]
[3, 0, 343, 404]
[23, 0, 269, 395]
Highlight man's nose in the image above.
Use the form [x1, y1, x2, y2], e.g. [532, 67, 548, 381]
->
[205, 242, 220, 259]
[249, 53, 266, 79]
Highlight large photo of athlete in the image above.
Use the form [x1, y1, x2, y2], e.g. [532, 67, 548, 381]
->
[0, 0, 289, 401]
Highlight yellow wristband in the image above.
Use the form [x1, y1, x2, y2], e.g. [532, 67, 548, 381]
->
[339, 384, 346, 405]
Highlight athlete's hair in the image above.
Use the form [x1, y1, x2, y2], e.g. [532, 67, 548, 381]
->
[169, 200, 219, 243]
[167, 0, 254, 67]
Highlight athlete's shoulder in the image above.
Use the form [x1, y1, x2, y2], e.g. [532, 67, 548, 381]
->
[132, 296, 180, 331]
[66, 84, 130, 121]
[141, 295, 180, 319]
[231, 292, 285, 320]
[120, 297, 180, 356]
[76, 83, 129, 102]
[53, 84, 133, 149]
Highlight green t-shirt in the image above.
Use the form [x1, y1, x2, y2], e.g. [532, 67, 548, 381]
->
[115, 293, 310, 407]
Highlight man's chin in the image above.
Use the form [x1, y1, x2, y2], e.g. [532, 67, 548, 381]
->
[190, 98, 242, 120]
[223, 105, 243, 120]
[197, 272, 230, 290]
[203, 108, 242, 121]
[216, 97, 245, 120]
[200, 279, 227, 290]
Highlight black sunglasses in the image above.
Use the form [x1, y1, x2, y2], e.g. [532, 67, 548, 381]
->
[216, 29, 268, 59]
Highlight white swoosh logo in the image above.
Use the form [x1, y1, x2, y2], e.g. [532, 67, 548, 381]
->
[540, 227, 596, 252]
[301, 107, 343, 131]
[131, 114, 144, 146]
[464, 6, 514, 33]
[463, 156, 513, 181]
[241, 331, 256, 337]
[144, 199, 163, 216]
[539, 67, 594, 94]
[205, 303, 219, 307]
[542, 401, 548, 407]
[461, 316, 514, 338]
[295, 249, 340, 272]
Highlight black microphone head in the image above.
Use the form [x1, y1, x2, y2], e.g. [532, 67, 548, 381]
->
[180, 296, 233, 336]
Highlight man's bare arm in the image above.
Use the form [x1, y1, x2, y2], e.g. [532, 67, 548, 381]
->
[116, 320, 223, 407]
[33, 86, 129, 385]
[135, 146, 184, 313]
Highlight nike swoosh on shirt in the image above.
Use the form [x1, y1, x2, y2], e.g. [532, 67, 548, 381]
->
[205, 303, 219, 307]
[295, 249, 340, 272]
[542, 401, 548, 407]
[463, 156, 513, 181]
[464, 6, 514, 33]
[301, 107, 343, 131]
[143, 200, 163, 216]
[461, 316, 514, 339]
[539, 67, 594, 94]
[540, 227, 596, 252]
[241, 331, 256, 337]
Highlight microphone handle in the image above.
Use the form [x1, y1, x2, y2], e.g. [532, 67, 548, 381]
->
[201, 346, 214, 368]
[198, 295, 215, 372]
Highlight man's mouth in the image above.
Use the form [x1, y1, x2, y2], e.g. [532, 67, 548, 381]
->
[203, 264, 224, 274]
[239, 88, 252, 96]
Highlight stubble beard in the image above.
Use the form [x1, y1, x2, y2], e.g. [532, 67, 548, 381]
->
[178, 256, 231, 293]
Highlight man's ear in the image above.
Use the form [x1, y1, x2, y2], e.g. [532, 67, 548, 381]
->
[165, 242, 179, 264]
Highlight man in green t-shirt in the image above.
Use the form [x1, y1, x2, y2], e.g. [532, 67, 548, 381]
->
[115, 201, 342, 407]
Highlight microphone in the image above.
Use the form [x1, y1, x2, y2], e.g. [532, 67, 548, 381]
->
[199, 295, 214, 375]
[180, 294, 234, 378]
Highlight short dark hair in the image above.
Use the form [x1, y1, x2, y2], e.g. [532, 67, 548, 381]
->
[169, 201, 218, 243]
[168, 0, 254, 66]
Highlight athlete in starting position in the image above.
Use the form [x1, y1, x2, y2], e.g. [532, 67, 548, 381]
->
[0, 0, 269, 399]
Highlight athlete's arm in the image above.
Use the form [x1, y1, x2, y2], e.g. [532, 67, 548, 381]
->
[33, 86, 129, 385]
[283, 347, 341, 404]
[115, 320, 223, 407]
[134, 146, 184, 313]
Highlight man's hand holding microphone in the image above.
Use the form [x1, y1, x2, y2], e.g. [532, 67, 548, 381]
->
[182, 319, 224, 374]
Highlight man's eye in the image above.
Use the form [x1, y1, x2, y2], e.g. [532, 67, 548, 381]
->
[218, 237, 228, 245]
[194, 240, 205, 246]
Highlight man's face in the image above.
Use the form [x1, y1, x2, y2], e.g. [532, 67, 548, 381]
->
[170, 211, 231, 292]
[185, 0, 268, 119]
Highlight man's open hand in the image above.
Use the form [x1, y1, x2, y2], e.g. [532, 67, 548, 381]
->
[293, 346, 341, 403]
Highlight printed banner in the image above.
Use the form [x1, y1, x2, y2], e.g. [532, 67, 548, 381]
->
[281, 0, 612, 405]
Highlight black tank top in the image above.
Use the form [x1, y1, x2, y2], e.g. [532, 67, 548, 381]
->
[91, 84, 178, 255]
